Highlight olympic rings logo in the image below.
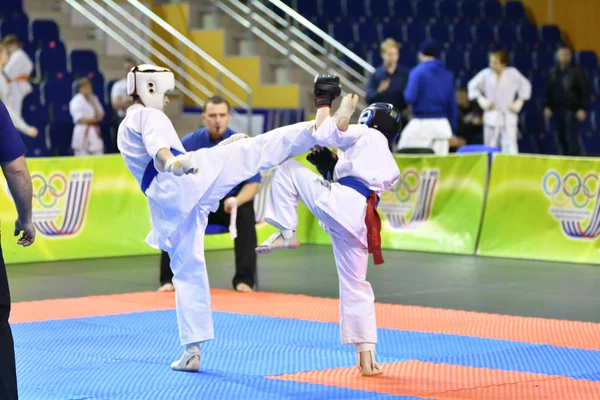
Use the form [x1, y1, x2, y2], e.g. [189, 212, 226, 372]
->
[542, 171, 599, 209]
[31, 173, 68, 208]
[380, 168, 424, 204]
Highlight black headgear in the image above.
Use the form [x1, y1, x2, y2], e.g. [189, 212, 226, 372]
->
[358, 103, 402, 147]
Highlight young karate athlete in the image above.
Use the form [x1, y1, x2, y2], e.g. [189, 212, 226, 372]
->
[257, 75, 402, 376]
[117, 64, 318, 372]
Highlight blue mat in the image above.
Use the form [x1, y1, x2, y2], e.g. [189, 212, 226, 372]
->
[13, 310, 600, 399]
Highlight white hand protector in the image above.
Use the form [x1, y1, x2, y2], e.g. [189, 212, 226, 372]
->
[333, 94, 359, 125]
[476, 95, 493, 111]
[225, 197, 238, 240]
[165, 154, 197, 176]
[508, 98, 525, 114]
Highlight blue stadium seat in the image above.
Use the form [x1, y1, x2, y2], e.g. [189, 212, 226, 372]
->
[402, 22, 426, 43]
[427, 23, 449, 43]
[392, 0, 415, 19]
[296, 0, 318, 20]
[0, 14, 29, 44]
[455, 75, 470, 89]
[495, 24, 517, 48]
[399, 47, 417, 68]
[36, 40, 68, 79]
[344, 0, 368, 21]
[529, 76, 547, 99]
[504, 1, 526, 23]
[576, 51, 598, 73]
[22, 90, 48, 125]
[20, 123, 51, 157]
[0, 0, 24, 17]
[381, 22, 402, 42]
[460, 0, 482, 22]
[466, 49, 488, 71]
[49, 102, 71, 124]
[450, 23, 471, 44]
[532, 50, 555, 70]
[42, 79, 72, 105]
[413, 0, 437, 20]
[517, 23, 537, 45]
[49, 123, 73, 156]
[471, 24, 495, 48]
[356, 22, 380, 44]
[31, 20, 60, 44]
[481, 1, 503, 21]
[368, 0, 391, 20]
[331, 23, 355, 45]
[442, 50, 465, 72]
[322, 0, 342, 19]
[593, 76, 600, 96]
[510, 51, 532, 73]
[580, 114, 600, 155]
[437, 0, 459, 21]
[70, 50, 99, 77]
[539, 25, 561, 47]
[367, 49, 382, 67]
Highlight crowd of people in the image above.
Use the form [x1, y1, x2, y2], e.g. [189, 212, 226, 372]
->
[366, 38, 592, 156]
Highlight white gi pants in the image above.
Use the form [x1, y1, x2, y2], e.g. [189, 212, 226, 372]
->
[484, 125, 519, 154]
[6, 82, 31, 124]
[157, 122, 316, 346]
[263, 160, 377, 345]
[398, 118, 452, 155]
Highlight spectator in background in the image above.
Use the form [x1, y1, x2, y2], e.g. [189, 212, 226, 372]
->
[451, 88, 484, 151]
[0, 44, 37, 138]
[69, 78, 105, 156]
[468, 51, 531, 154]
[366, 39, 409, 121]
[0, 99, 36, 400]
[159, 96, 260, 293]
[1, 35, 33, 128]
[110, 57, 136, 146]
[398, 40, 457, 155]
[544, 45, 591, 156]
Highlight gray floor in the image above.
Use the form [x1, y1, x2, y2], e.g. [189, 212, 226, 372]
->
[7, 245, 600, 322]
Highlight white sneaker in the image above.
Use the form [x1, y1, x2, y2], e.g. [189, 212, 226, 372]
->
[216, 133, 249, 147]
[158, 283, 175, 292]
[255, 231, 299, 254]
[171, 347, 200, 372]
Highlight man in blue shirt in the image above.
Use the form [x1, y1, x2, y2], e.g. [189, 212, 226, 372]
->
[0, 99, 36, 400]
[398, 40, 458, 155]
[158, 96, 260, 293]
[366, 39, 410, 119]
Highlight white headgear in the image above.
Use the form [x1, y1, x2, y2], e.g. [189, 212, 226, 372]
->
[126, 64, 174, 110]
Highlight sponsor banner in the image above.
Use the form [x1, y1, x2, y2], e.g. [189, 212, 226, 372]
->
[478, 154, 600, 263]
[310, 154, 489, 255]
[1, 155, 317, 263]
[1, 155, 155, 264]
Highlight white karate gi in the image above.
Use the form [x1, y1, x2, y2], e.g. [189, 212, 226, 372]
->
[398, 118, 453, 155]
[468, 67, 532, 154]
[69, 93, 105, 156]
[263, 116, 400, 345]
[118, 104, 315, 345]
[0, 71, 33, 135]
[110, 78, 128, 119]
[3, 49, 33, 124]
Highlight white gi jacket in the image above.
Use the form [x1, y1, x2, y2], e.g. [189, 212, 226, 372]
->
[0, 70, 33, 134]
[69, 93, 104, 153]
[313, 117, 400, 246]
[4, 49, 33, 107]
[468, 67, 532, 129]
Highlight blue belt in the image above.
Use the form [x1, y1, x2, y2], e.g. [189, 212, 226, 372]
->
[140, 148, 182, 195]
[337, 176, 380, 207]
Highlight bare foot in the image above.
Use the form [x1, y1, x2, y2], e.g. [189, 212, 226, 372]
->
[235, 283, 253, 292]
[357, 350, 381, 376]
[158, 283, 175, 292]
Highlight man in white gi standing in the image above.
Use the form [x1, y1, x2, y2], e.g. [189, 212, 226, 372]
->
[468, 51, 532, 153]
[117, 64, 319, 372]
[256, 76, 401, 376]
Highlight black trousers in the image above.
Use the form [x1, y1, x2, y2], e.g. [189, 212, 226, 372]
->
[160, 200, 258, 289]
[0, 243, 18, 400]
[555, 108, 582, 156]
